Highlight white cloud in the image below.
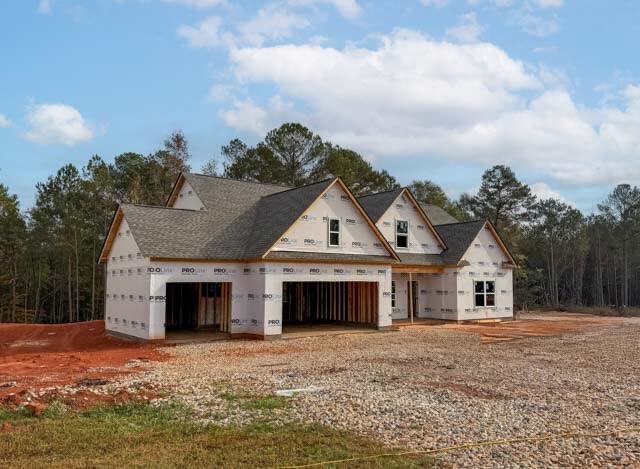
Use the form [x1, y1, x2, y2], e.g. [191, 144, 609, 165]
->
[238, 5, 310, 47]
[220, 98, 268, 135]
[177, 16, 233, 48]
[219, 29, 640, 185]
[178, 6, 310, 48]
[162, 0, 226, 8]
[531, 182, 574, 205]
[25, 104, 95, 145]
[38, 0, 52, 14]
[323, 0, 361, 19]
[290, 0, 362, 19]
[513, 10, 559, 36]
[467, 0, 514, 7]
[0, 114, 11, 128]
[446, 12, 483, 43]
[421, 0, 450, 6]
[533, 0, 563, 8]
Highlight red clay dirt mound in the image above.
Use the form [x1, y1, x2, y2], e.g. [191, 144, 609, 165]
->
[0, 321, 166, 402]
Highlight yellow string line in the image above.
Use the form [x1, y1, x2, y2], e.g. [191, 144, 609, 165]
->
[279, 427, 640, 468]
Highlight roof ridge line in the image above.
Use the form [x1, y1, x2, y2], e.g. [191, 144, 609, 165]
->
[434, 219, 484, 227]
[259, 178, 336, 198]
[185, 172, 291, 189]
[358, 187, 403, 199]
[122, 203, 207, 213]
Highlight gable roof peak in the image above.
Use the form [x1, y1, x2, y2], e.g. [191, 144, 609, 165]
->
[183, 172, 292, 190]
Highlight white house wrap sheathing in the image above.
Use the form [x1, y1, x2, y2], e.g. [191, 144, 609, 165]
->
[103, 174, 515, 341]
[272, 183, 389, 256]
[391, 225, 513, 321]
[108, 259, 392, 340]
[171, 179, 205, 211]
[375, 192, 442, 254]
[104, 218, 152, 339]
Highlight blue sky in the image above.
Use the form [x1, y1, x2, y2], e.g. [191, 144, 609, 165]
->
[1, 0, 639, 213]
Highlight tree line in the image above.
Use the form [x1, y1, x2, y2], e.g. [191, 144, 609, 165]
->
[1, 123, 639, 323]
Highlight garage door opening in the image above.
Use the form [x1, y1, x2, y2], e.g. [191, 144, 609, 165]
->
[282, 282, 378, 331]
[165, 282, 231, 333]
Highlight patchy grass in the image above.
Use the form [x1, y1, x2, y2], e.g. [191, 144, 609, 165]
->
[0, 402, 433, 468]
[239, 396, 289, 411]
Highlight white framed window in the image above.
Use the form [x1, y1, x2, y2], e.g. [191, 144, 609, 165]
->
[395, 220, 408, 249]
[474, 280, 496, 307]
[328, 218, 340, 247]
[391, 280, 397, 308]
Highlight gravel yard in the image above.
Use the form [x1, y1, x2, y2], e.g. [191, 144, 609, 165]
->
[120, 313, 640, 467]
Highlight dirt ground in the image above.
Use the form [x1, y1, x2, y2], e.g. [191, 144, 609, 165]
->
[0, 321, 165, 405]
[1, 312, 639, 466]
[128, 311, 639, 467]
[0, 312, 621, 398]
[441, 311, 622, 343]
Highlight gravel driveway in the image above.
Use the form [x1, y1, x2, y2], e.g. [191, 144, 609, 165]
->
[125, 314, 640, 467]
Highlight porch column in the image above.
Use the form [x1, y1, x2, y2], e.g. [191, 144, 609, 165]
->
[409, 272, 414, 323]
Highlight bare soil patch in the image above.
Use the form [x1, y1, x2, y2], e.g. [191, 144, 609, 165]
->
[128, 312, 639, 467]
[446, 311, 621, 343]
[0, 321, 166, 406]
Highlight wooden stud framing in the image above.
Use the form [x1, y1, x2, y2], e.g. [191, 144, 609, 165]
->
[281, 281, 379, 326]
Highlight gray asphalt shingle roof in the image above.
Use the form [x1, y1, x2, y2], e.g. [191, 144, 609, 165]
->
[241, 179, 337, 259]
[121, 174, 398, 262]
[116, 173, 491, 267]
[435, 220, 486, 265]
[357, 188, 404, 222]
[421, 204, 459, 225]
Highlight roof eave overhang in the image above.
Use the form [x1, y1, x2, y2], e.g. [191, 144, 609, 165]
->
[483, 220, 518, 267]
[165, 172, 187, 208]
[148, 256, 398, 266]
[98, 206, 124, 264]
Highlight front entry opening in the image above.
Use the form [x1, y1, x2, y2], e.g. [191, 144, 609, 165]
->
[282, 281, 378, 326]
[408, 280, 418, 320]
[165, 282, 231, 332]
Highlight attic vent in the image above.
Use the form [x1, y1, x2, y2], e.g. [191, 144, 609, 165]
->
[179, 193, 184, 197]
[128, 254, 133, 259]
[188, 190, 193, 195]
[474, 243, 481, 247]
[488, 244, 496, 248]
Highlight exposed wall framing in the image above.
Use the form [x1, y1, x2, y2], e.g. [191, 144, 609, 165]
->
[166, 281, 231, 332]
[282, 281, 378, 325]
